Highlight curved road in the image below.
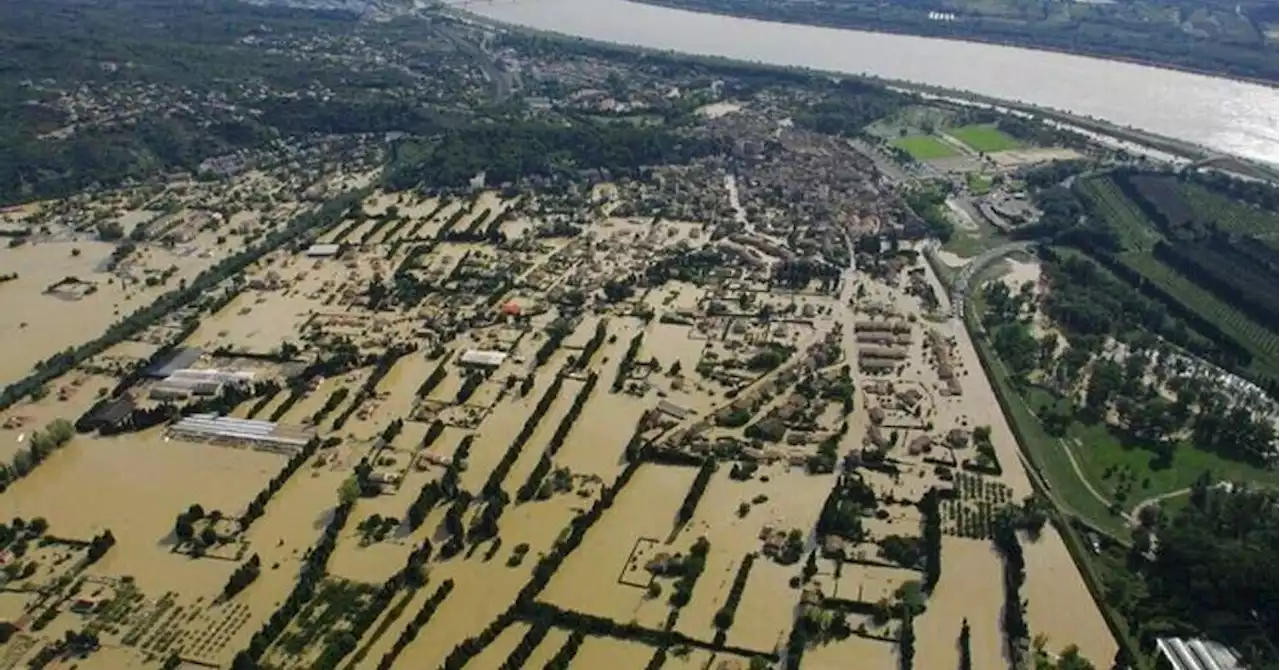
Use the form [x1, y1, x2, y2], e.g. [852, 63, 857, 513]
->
[943, 240, 1034, 319]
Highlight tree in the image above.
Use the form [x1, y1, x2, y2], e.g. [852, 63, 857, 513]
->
[338, 476, 362, 505]
[802, 549, 818, 582]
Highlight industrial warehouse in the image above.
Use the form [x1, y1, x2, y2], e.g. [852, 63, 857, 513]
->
[168, 414, 315, 454]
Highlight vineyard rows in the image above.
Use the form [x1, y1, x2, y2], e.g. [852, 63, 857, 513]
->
[1076, 177, 1161, 251]
[1118, 252, 1278, 376]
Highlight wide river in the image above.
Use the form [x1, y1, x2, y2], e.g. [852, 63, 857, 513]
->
[459, 0, 1279, 164]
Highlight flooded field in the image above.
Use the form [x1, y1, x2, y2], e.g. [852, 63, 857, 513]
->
[0, 240, 214, 385]
[0, 179, 1120, 670]
[0, 432, 281, 595]
[542, 465, 699, 628]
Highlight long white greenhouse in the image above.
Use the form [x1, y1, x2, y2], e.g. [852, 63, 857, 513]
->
[169, 414, 314, 454]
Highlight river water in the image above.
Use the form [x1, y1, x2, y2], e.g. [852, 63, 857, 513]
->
[458, 0, 1279, 164]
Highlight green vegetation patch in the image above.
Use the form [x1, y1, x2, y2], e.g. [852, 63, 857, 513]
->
[890, 135, 958, 160]
[1064, 421, 1276, 507]
[965, 172, 994, 195]
[948, 125, 1023, 153]
[964, 300, 1126, 538]
[1116, 252, 1277, 378]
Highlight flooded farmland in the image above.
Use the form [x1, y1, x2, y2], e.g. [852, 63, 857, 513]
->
[0, 166, 1120, 670]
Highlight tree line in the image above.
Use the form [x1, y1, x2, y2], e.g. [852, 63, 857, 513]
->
[331, 342, 417, 431]
[0, 418, 74, 492]
[481, 371, 567, 499]
[516, 372, 599, 502]
[712, 553, 755, 644]
[992, 512, 1028, 660]
[611, 333, 645, 392]
[674, 458, 717, 531]
[231, 498, 353, 668]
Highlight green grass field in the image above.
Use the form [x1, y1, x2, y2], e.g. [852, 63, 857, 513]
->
[966, 299, 1128, 538]
[966, 172, 994, 195]
[1065, 421, 1276, 505]
[948, 124, 1023, 153]
[891, 135, 958, 160]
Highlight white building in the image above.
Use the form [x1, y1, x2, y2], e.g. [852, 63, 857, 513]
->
[305, 243, 342, 258]
[459, 350, 508, 368]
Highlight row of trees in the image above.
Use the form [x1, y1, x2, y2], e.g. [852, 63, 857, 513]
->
[919, 489, 941, 591]
[0, 418, 74, 490]
[516, 372, 599, 502]
[712, 553, 755, 642]
[405, 480, 443, 533]
[898, 612, 915, 670]
[221, 554, 261, 601]
[415, 352, 453, 398]
[498, 621, 551, 670]
[534, 320, 574, 370]
[266, 384, 306, 423]
[331, 343, 417, 431]
[612, 333, 645, 392]
[83, 529, 115, 565]
[309, 387, 350, 426]
[244, 381, 284, 420]
[571, 321, 609, 372]
[375, 579, 455, 670]
[232, 498, 353, 667]
[481, 372, 567, 499]
[667, 537, 712, 609]
[542, 631, 586, 670]
[239, 438, 321, 530]
[992, 514, 1029, 660]
[675, 458, 717, 529]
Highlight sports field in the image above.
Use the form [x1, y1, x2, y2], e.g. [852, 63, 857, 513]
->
[891, 135, 958, 160]
[948, 125, 1023, 152]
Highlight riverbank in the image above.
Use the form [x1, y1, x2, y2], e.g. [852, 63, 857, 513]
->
[626, 0, 1278, 87]
[455, 0, 1280, 166]
[448, 5, 1277, 180]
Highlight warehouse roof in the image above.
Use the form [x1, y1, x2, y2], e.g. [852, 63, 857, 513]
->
[170, 414, 314, 448]
[1155, 638, 1244, 670]
[144, 348, 203, 379]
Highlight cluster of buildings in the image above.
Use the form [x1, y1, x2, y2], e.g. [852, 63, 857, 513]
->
[855, 318, 913, 374]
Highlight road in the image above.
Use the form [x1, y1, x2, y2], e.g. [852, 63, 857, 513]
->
[933, 240, 1033, 319]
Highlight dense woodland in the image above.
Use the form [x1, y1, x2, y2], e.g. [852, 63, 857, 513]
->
[1109, 481, 1277, 666]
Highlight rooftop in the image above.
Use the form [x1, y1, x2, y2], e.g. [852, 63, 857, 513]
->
[143, 348, 203, 379]
[1155, 637, 1245, 670]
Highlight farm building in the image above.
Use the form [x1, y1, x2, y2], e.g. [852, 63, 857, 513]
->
[169, 414, 315, 454]
[459, 350, 507, 368]
[143, 348, 203, 379]
[80, 395, 136, 431]
[305, 243, 342, 258]
[150, 368, 256, 400]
